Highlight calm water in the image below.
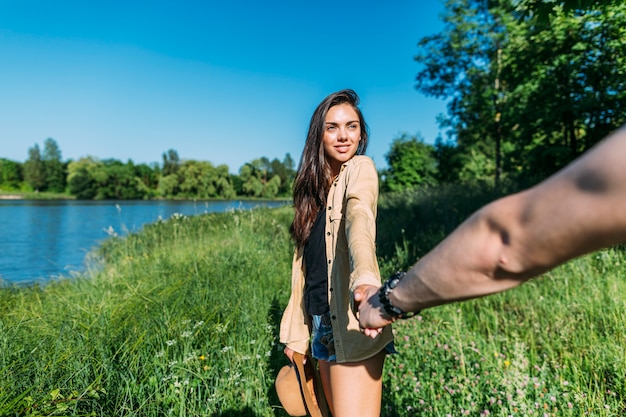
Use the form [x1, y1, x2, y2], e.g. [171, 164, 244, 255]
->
[0, 199, 288, 284]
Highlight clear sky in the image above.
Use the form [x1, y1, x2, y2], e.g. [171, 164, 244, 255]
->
[0, 0, 448, 172]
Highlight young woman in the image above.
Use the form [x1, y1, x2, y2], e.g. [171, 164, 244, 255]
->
[280, 89, 393, 416]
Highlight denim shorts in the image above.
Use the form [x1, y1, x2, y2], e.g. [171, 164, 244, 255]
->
[310, 312, 396, 363]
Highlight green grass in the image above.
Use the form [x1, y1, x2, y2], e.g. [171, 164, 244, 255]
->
[0, 188, 624, 416]
[383, 252, 626, 416]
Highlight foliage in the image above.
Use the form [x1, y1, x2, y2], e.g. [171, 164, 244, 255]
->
[95, 159, 150, 199]
[0, 158, 22, 190]
[239, 154, 295, 198]
[416, 0, 626, 186]
[134, 162, 161, 198]
[381, 134, 439, 192]
[516, 0, 621, 22]
[22, 144, 46, 192]
[171, 160, 235, 199]
[161, 148, 180, 176]
[0, 189, 624, 416]
[502, 1, 626, 180]
[42, 138, 67, 193]
[66, 157, 145, 199]
[377, 183, 504, 263]
[67, 157, 100, 199]
[3, 140, 296, 199]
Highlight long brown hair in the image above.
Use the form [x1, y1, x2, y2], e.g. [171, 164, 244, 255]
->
[290, 89, 369, 248]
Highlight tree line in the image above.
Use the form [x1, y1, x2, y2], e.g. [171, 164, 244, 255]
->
[2, 1, 624, 199]
[0, 138, 297, 199]
[0, 134, 449, 199]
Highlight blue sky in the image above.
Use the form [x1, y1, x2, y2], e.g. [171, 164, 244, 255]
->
[0, 0, 448, 172]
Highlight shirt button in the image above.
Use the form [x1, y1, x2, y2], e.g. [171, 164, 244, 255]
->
[331, 315, 337, 320]
[328, 260, 331, 264]
[329, 287, 334, 292]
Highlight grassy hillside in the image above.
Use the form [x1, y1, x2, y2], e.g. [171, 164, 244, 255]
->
[0, 188, 624, 416]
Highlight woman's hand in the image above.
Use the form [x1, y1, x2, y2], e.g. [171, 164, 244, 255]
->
[353, 284, 393, 338]
[283, 346, 295, 363]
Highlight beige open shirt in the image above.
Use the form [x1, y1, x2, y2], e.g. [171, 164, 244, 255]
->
[279, 156, 394, 363]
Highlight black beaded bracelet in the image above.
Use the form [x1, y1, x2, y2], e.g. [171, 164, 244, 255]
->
[378, 271, 419, 320]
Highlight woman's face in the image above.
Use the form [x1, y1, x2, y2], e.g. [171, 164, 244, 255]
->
[323, 103, 361, 176]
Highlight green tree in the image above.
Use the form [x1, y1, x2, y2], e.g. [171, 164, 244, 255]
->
[0, 158, 23, 190]
[270, 153, 296, 196]
[67, 157, 100, 199]
[517, 0, 619, 22]
[214, 164, 236, 199]
[263, 175, 281, 198]
[23, 144, 46, 191]
[92, 159, 146, 199]
[238, 158, 284, 198]
[162, 149, 180, 176]
[382, 134, 438, 192]
[134, 162, 160, 198]
[415, 0, 512, 187]
[501, 1, 626, 181]
[68, 157, 149, 199]
[42, 138, 66, 192]
[178, 160, 218, 198]
[157, 174, 179, 199]
[156, 158, 235, 199]
[415, 0, 626, 185]
[239, 163, 264, 197]
[433, 137, 464, 184]
[230, 173, 244, 196]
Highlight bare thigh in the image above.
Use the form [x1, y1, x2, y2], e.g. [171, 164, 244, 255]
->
[318, 350, 386, 417]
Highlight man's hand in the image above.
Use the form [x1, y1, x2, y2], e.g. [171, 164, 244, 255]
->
[353, 284, 394, 338]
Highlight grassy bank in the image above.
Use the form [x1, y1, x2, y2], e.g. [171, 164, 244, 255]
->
[0, 187, 624, 416]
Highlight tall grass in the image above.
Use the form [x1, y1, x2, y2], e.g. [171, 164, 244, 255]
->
[0, 188, 624, 416]
[0, 207, 294, 416]
[377, 186, 625, 416]
[382, 251, 626, 416]
[376, 184, 505, 268]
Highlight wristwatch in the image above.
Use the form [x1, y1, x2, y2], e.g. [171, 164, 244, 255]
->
[378, 271, 419, 320]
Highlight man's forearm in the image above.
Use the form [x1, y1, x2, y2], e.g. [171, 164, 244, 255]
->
[368, 126, 626, 322]
[387, 198, 530, 313]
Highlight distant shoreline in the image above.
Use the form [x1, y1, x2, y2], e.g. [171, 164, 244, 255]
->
[0, 194, 23, 200]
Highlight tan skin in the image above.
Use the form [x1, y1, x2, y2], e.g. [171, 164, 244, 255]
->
[355, 126, 626, 335]
[284, 103, 385, 417]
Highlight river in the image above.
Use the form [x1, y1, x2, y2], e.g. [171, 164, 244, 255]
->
[0, 199, 289, 284]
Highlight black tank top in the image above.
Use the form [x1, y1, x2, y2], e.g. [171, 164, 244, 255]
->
[303, 210, 329, 315]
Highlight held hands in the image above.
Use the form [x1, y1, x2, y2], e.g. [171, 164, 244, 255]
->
[353, 284, 394, 339]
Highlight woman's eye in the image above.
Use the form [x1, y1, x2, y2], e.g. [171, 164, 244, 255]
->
[326, 126, 336, 131]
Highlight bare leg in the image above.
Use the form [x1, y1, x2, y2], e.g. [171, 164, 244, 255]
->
[319, 350, 386, 417]
[318, 359, 334, 416]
